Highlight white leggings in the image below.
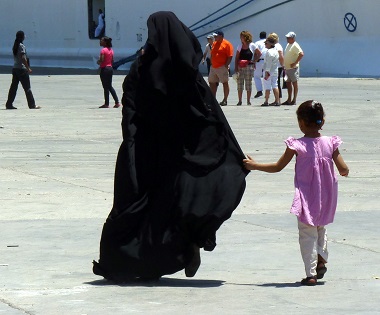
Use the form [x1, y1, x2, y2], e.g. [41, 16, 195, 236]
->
[298, 219, 328, 277]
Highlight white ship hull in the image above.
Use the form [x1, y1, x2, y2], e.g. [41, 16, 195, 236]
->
[0, 0, 378, 77]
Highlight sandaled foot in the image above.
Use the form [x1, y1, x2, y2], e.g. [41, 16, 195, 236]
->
[254, 91, 263, 98]
[301, 276, 317, 286]
[269, 102, 280, 106]
[316, 262, 327, 279]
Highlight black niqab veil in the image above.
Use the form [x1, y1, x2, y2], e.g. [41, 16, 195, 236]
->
[93, 11, 249, 281]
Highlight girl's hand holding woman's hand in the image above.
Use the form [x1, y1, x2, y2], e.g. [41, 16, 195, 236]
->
[243, 154, 256, 170]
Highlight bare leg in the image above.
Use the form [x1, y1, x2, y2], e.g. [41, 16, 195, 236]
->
[222, 82, 229, 102]
[292, 81, 298, 104]
[209, 82, 218, 97]
[265, 90, 270, 103]
[247, 90, 252, 104]
[237, 89, 243, 103]
[273, 87, 280, 103]
[285, 81, 292, 103]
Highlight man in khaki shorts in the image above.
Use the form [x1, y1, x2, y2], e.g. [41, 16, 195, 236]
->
[208, 30, 234, 106]
[282, 31, 304, 105]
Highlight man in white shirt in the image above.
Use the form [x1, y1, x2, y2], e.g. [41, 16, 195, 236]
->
[253, 31, 267, 98]
[282, 32, 304, 105]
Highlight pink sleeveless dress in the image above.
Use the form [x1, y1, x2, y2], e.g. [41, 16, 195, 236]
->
[284, 135, 342, 226]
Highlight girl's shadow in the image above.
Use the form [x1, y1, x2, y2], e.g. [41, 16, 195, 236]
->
[257, 281, 325, 288]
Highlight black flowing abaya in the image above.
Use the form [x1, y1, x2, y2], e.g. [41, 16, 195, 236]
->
[93, 11, 249, 281]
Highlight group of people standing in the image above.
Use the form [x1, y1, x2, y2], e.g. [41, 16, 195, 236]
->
[201, 29, 304, 107]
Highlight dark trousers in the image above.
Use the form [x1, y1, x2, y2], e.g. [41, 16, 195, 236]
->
[277, 67, 283, 99]
[6, 68, 35, 108]
[100, 67, 119, 105]
[206, 58, 211, 75]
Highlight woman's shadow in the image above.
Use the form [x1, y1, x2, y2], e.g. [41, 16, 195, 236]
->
[85, 277, 225, 288]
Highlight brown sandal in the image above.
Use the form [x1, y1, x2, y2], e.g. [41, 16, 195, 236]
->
[316, 262, 327, 279]
[301, 276, 317, 286]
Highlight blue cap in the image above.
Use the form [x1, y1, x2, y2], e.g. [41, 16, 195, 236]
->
[212, 30, 224, 37]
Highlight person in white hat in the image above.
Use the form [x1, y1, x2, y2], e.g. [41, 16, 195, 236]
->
[201, 34, 214, 74]
[202, 34, 214, 74]
[282, 31, 304, 105]
[261, 35, 280, 106]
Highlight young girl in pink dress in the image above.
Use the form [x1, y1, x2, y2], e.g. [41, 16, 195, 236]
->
[243, 100, 349, 286]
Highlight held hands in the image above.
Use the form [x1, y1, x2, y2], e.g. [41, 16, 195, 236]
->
[339, 169, 349, 177]
[243, 154, 257, 171]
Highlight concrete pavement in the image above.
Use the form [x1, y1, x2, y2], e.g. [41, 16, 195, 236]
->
[0, 72, 379, 314]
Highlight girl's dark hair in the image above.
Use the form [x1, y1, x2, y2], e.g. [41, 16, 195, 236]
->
[12, 31, 25, 56]
[296, 100, 325, 127]
[101, 36, 112, 48]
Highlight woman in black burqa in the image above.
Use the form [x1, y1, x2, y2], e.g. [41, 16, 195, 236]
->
[93, 11, 249, 282]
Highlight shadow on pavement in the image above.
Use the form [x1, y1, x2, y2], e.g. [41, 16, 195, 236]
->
[85, 277, 225, 288]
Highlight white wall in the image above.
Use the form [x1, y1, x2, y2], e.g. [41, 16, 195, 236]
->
[0, 0, 378, 76]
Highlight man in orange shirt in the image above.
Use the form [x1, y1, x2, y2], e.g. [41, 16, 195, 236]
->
[209, 30, 234, 106]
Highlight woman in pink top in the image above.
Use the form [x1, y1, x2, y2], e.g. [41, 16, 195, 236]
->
[243, 100, 349, 286]
[97, 36, 121, 108]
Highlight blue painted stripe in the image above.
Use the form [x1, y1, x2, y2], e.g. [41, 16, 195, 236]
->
[193, 0, 296, 38]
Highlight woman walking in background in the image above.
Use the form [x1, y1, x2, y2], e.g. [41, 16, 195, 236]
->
[97, 36, 121, 108]
[5, 31, 40, 110]
[234, 31, 261, 106]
